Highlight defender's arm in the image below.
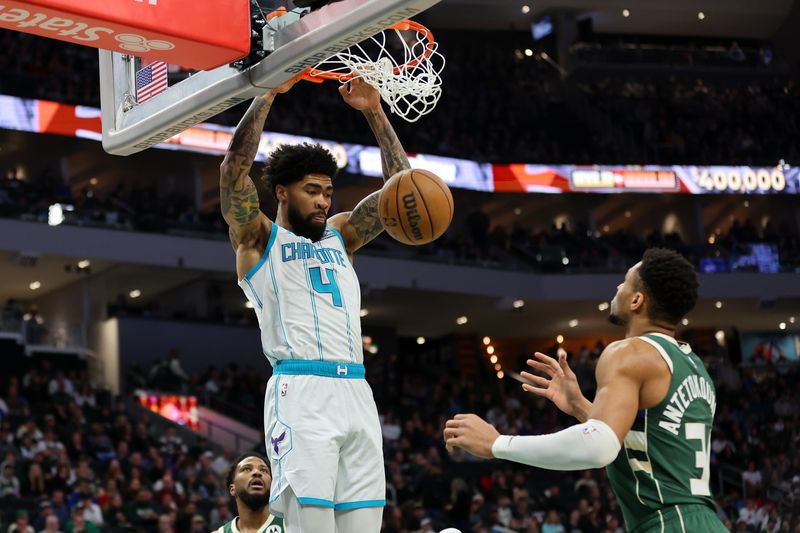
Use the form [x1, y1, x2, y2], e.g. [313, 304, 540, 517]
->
[445, 340, 670, 470]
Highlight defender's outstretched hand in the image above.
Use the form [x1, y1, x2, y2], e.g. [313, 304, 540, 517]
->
[520, 351, 589, 419]
[443, 414, 500, 459]
[339, 78, 381, 111]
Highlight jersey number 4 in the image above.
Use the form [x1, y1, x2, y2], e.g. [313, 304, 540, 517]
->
[685, 422, 711, 496]
[309, 267, 343, 307]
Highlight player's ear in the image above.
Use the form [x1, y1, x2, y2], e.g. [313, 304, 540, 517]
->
[275, 184, 287, 202]
[630, 291, 645, 313]
[229, 483, 236, 498]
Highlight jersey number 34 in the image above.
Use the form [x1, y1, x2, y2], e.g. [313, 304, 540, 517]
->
[686, 422, 711, 496]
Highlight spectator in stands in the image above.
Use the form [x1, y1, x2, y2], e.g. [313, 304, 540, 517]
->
[64, 506, 99, 533]
[742, 460, 764, 496]
[156, 513, 175, 533]
[0, 462, 20, 501]
[149, 349, 190, 392]
[76, 493, 103, 527]
[34, 501, 55, 532]
[208, 495, 235, 529]
[3, 380, 29, 421]
[190, 514, 207, 532]
[47, 373, 74, 399]
[48, 491, 69, 527]
[39, 514, 61, 533]
[541, 509, 565, 533]
[7, 510, 34, 533]
[73, 385, 95, 410]
[22, 306, 46, 345]
[203, 368, 221, 395]
[126, 488, 159, 529]
[739, 498, 767, 528]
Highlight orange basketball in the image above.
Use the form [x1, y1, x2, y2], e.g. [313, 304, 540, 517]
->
[378, 169, 454, 246]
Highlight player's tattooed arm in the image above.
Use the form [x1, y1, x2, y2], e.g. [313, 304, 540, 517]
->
[362, 105, 411, 182]
[347, 191, 383, 246]
[220, 95, 272, 246]
[220, 78, 298, 248]
[339, 78, 411, 182]
[328, 189, 384, 256]
[331, 79, 411, 255]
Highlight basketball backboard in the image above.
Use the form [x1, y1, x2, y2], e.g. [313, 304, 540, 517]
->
[99, 0, 440, 156]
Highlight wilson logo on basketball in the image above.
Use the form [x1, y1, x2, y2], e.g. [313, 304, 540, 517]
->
[402, 192, 423, 241]
[378, 169, 453, 246]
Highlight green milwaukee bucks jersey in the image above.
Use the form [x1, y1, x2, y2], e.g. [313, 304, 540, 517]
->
[607, 333, 717, 531]
[214, 514, 284, 533]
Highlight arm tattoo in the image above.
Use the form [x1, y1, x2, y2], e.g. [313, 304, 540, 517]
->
[220, 96, 273, 228]
[347, 191, 383, 246]
[220, 172, 260, 225]
[343, 106, 407, 251]
[363, 107, 410, 181]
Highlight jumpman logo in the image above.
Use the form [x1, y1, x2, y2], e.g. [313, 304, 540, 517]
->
[271, 431, 287, 454]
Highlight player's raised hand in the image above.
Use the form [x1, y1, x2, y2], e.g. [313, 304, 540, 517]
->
[339, 78, 381, 111]
[265, 76, 301, 100]
[520, 351, 586, 417]
[443, 414, 500, 459]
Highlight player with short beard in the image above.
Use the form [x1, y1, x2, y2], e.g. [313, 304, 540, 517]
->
[215, 453, 284, 533]
[220, 76, 409, 533]
[445, 248, 727, 533]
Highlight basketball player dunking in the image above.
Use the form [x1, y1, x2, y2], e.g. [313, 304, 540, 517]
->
[445, 248, 727, 532]
[220, 77, 409, 533]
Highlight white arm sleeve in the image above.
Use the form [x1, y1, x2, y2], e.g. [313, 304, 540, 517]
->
[491, 419, 621, 470]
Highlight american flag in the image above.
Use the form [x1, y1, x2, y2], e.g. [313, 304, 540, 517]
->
[135, 61, 168, 103]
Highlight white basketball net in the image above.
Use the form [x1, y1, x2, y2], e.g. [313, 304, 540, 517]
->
[307, 26, 445, 123]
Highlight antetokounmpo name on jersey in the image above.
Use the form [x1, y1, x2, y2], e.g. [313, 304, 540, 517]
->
[658, 374, 716, 436]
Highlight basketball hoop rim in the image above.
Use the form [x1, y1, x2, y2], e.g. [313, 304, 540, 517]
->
[300, 20, 436, 83]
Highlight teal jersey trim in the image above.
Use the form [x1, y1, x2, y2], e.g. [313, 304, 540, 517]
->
[273, 360, 365, 379]
[297, 497, 334, 508]
[243, 222, 278, 281]
[327, 227, 348, 253]
[334, 499, 386, 510]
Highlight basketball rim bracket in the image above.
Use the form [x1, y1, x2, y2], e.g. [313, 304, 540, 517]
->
[99, 0, 440, 156]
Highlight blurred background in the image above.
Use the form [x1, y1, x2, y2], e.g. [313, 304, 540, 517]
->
[0, 0, 799, 532]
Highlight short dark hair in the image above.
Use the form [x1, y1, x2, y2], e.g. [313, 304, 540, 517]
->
[225, 452, 270, 488]
[262, 143, 338, 198]
[637, 248, 699, 324]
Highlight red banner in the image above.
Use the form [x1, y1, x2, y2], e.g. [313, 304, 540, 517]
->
[0, 0, 251, 70]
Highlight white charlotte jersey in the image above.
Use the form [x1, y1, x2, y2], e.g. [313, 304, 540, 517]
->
[238, 223, 363, 365]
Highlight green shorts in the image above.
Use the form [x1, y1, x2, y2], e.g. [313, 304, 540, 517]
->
[630, 504, 728, 533]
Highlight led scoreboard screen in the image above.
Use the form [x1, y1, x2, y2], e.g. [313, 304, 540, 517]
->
[570, 169, 679, 191]
[569, 166, 791, 193]
[492, 164, 799, 194]
[2, 94, 799, 196]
